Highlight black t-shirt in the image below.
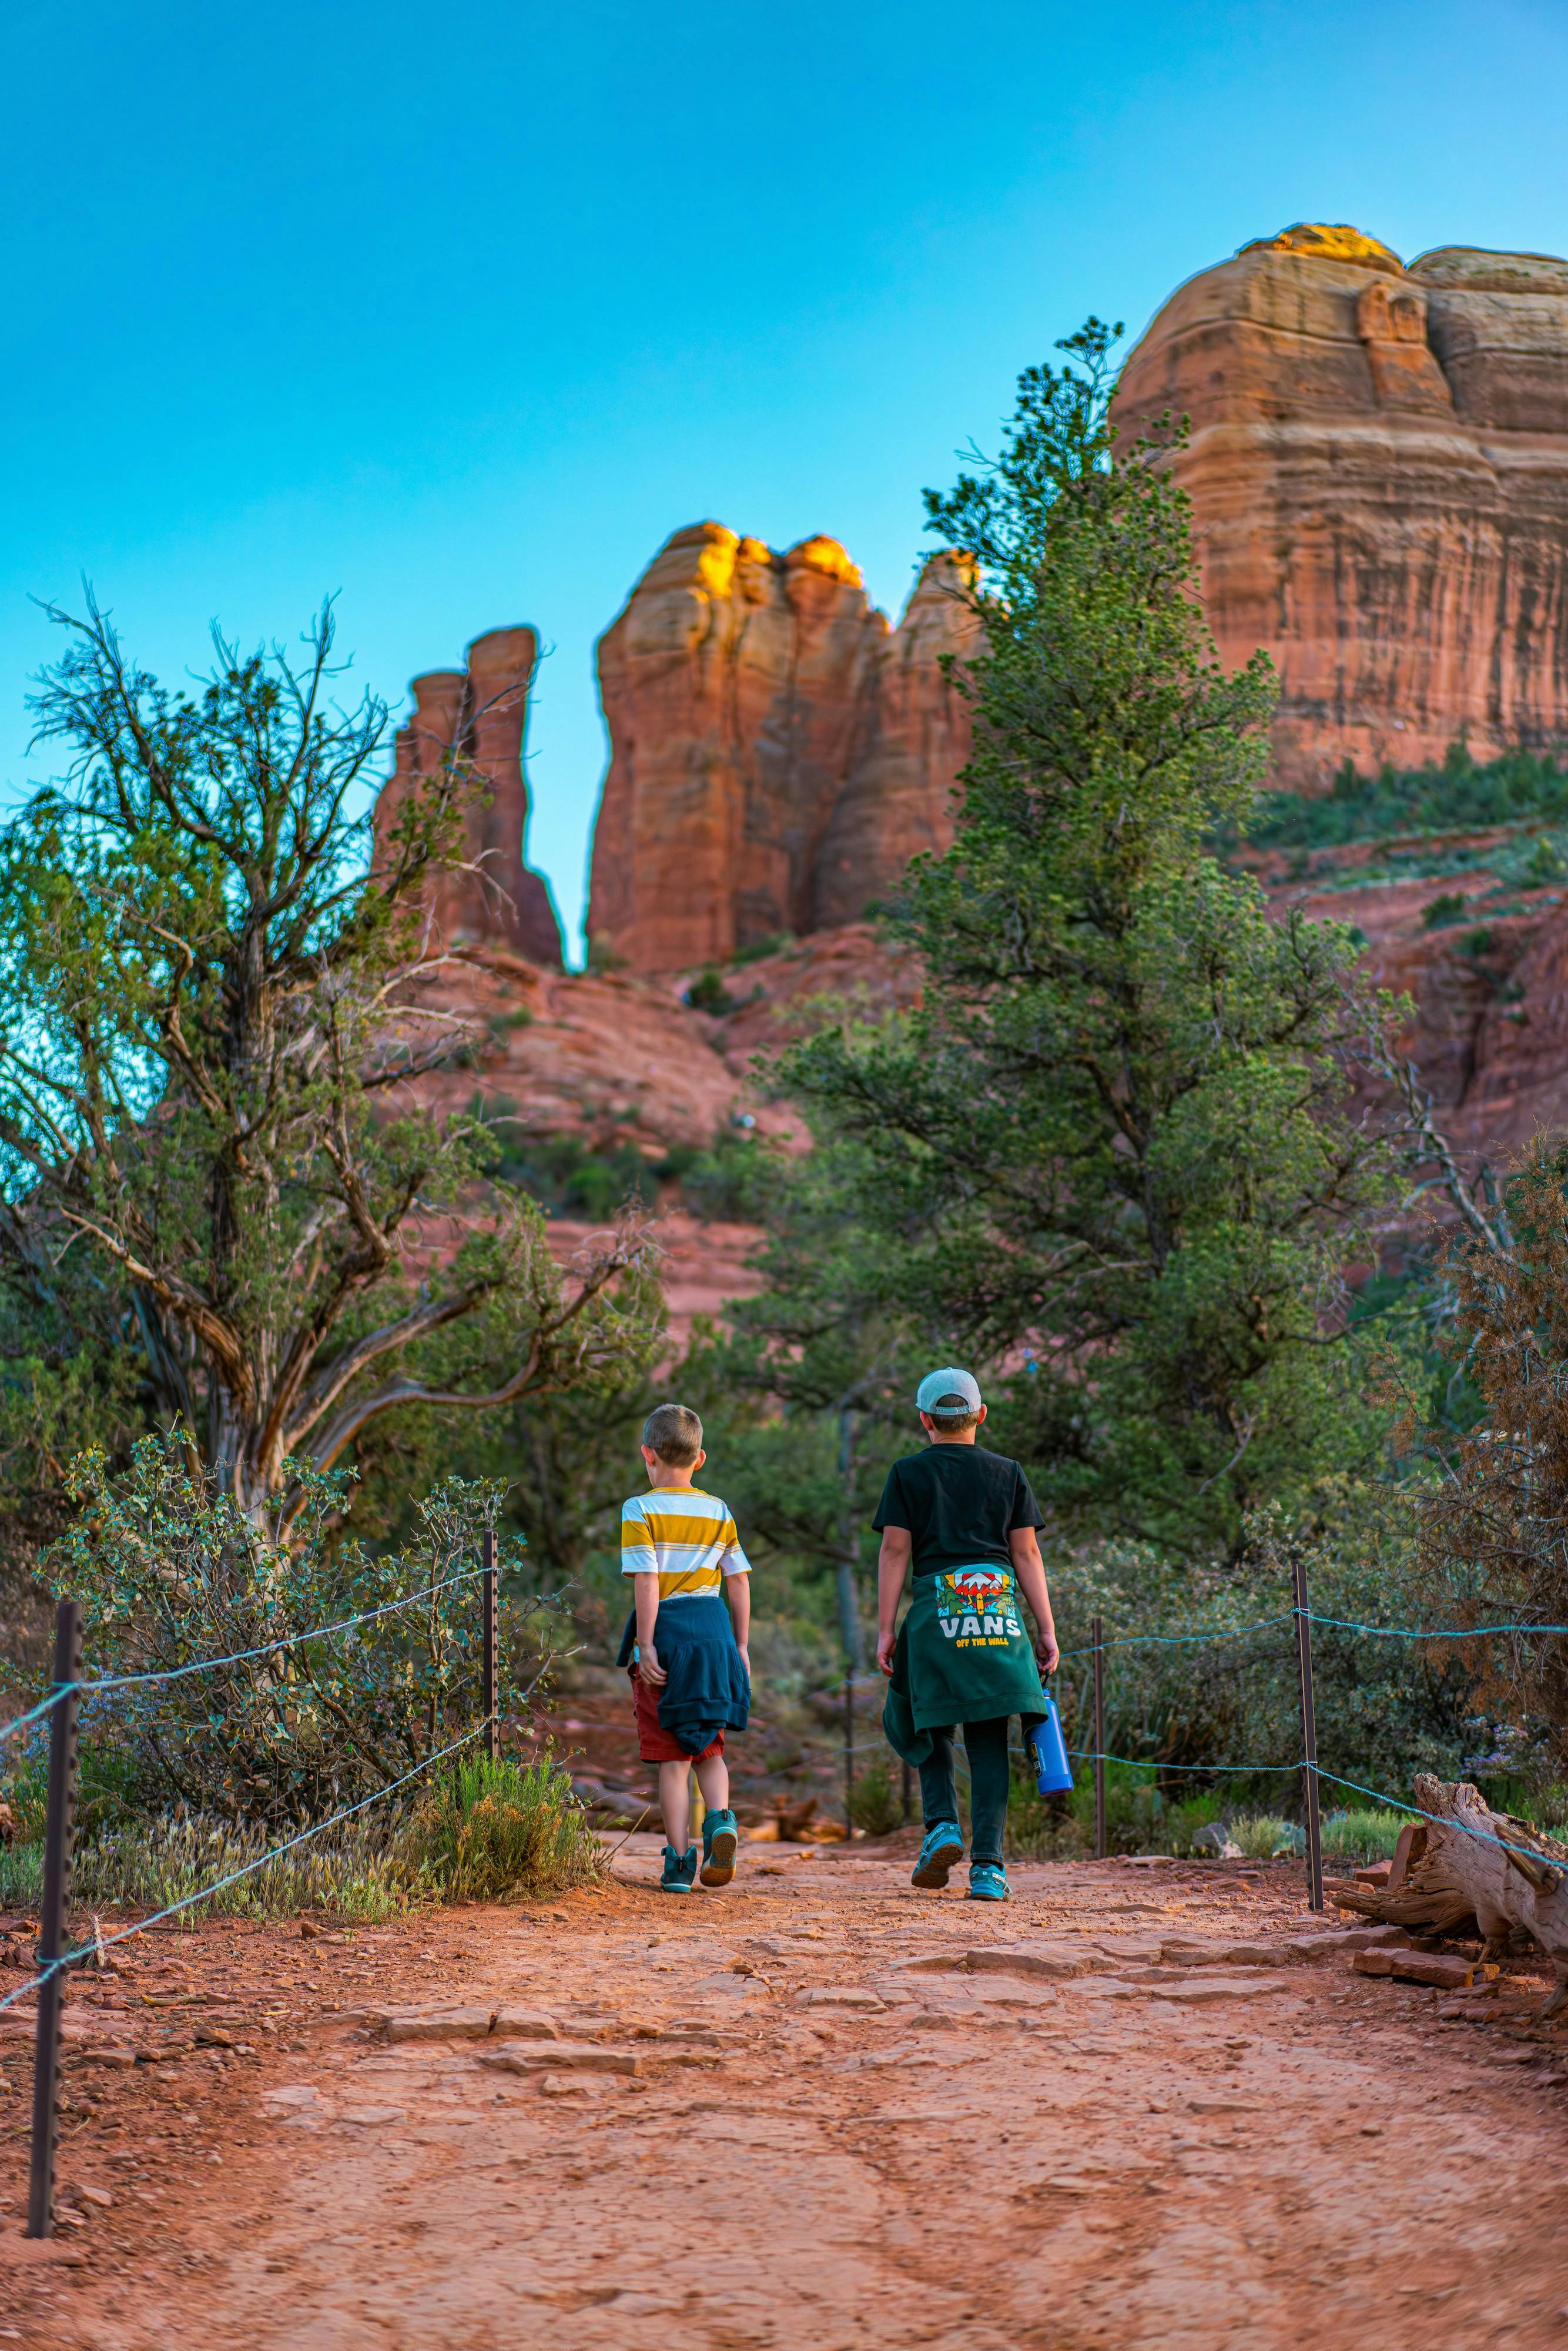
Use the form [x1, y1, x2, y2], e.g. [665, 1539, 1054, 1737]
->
[872, 1445, 1046, 1577]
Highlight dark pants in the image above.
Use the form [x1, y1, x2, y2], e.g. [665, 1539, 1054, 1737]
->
[919, 1714, 1013, 1865]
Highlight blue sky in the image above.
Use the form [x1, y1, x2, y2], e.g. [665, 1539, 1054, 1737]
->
[4, 0, 1566, 958]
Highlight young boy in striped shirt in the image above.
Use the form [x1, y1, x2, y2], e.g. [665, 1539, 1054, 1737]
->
[615, 1403, 751, 1894]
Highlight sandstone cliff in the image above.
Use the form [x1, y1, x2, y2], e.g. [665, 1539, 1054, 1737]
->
[586, 525, 977, 973]
[1113, 223, 1568, 790]
[376, 627, 562, 966]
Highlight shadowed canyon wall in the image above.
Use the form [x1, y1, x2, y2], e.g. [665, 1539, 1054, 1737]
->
[1114, 223, 1568, 789]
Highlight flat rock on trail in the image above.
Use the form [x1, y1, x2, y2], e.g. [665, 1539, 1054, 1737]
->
[4, 1847, 1568, 2349]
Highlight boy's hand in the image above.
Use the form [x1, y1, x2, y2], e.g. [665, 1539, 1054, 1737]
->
[1035, 1630, 1060, 1676]
[877, 1628, 897, 1675]
[737, 1645, 751, 1678]
[639, 1643, 667, 1686]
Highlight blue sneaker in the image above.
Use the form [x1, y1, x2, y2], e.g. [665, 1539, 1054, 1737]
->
[700, 1807, 739, 1886]
[911, 1821, 965, 1889]
[659, 1843, 698, 1893]
[967, 1861, 1010, 1901]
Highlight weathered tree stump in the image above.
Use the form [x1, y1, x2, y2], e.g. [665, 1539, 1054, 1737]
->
[1325, 1777, 1568, 2017]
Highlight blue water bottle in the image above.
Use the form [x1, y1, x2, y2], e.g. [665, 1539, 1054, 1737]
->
[1027, 1692, 1074, 1793]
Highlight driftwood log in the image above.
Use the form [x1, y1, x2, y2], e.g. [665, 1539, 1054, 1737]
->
[1326, 1775, 1568, 2017]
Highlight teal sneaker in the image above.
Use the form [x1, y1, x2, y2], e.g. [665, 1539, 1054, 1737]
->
[659, 1843, 698, 1894]
[699, 1807, 739, 1887]
[911, 1821, 965, 1890]
[967, 1861, 1010, 1901]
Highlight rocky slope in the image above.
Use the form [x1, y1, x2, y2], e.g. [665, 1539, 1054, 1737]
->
[1114, 223, 1568, 791]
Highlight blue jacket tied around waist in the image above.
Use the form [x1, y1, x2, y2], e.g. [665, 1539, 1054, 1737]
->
[616, 1593, 750, 1757]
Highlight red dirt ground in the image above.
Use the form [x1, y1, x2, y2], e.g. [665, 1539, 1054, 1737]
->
[2, 1849, 1566, 2350]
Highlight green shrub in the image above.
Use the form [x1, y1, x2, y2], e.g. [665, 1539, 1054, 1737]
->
[1319, 1806, 1407, 1862]
[847, 1759, 904, 1837]
[1228, 1812, 1297, 1858]
[1423, 892, 1467, 929]
[1165, 1793, 1224, 1853]
[731, 932, 795, 966]
[1006, 1766, 1086, 1860]
[1065, 1760, 1164, 1853]
[0, 1841, 43, 1909]
[404, 1753, 601, 1901]
[684, 967, 739, 1017]
[0, 1810, 422, 1925]
[1242, 745, 1568, 853]
[49, 1438, 546, 1825]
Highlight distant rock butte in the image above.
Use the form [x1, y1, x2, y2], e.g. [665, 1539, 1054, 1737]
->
[587, 525, 979, 974]
[375, 626, 562, 966]
[1113, 223, 1568, 789]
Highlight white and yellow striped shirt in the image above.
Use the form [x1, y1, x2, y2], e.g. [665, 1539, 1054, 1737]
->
[621, 1486, 751, 1602]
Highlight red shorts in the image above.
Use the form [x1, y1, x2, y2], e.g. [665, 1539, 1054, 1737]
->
[629, 1667, 725, 1764]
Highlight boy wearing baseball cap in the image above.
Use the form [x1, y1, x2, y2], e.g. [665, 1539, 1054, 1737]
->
[874, 1369, 1060, 1901]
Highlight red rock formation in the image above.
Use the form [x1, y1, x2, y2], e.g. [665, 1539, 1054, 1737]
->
[814, 554, 981, 929]
[1113, 224, 1568, 790]
[377, 628, 562, 966]
[587, 528, 978, 973]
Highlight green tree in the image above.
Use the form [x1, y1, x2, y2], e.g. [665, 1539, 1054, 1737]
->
[772, 324, 1398, 1553]
[0, 598, 659, 1528]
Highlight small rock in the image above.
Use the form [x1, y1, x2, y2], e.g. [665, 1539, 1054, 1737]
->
[386, 2005, 495, 2043]
[82, 2047, 136, 2069]
[488, 2007, 559, 2041]
[964, 1946, 1087, 1982]
[795, 1987, 885, 2012]
[53, 2207, 86, 2229]
[194, 2027, 233, 2049]
[1352, 1951, 1472, 1991]
[477, 2038, 642, 2077]
[336, 2105, 406, 2126]
[260, 2085, 322, 2109]
[1148, 1977, 1279, 2005]
[73, 2183, 113, 2209]
[1360, 2122, 1384, 2135]
[298, 1920, 323, 1941]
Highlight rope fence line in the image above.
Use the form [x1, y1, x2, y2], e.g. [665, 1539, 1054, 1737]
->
[11, 1528, 509, 2237]
[0, 1718, 490, 2021]
[0, 1568, 490, 1740]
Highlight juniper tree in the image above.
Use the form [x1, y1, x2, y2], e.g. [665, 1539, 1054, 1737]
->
[772, 324, 1399, 1553]
[0, 597, 658, 1529]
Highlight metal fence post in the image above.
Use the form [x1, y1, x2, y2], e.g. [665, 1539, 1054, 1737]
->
[1092, 1612, 1107, 1863]
[843, 1672, 854, 1836]
[481, 1528, 499, 1766]
[1291, 1550, 1325, 1912]
[27, 1599, 82, 2239]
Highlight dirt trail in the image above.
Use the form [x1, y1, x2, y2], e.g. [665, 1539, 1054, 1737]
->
[4, 1843, 1568, 2350]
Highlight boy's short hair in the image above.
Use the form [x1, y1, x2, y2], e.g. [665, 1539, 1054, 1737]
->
[642, 1402, 703, 1467]
[925, 1391, 981, 1433]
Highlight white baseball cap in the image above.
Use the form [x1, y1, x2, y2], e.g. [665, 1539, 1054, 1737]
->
[916, 1367, 982, 1415]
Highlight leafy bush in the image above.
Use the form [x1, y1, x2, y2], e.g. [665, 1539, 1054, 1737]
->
[847, 1759, 904, 1837]
[1165, 1793, 1224, 1853]
[684, 967, 739, 1017]
[0, 1808, 420, 1923]
[46, 1437, 553, 1824]
[1005, 1766, 1085, 1860]
[1423, 892, 1467, 929]
[406, 1752, 601, 1900]
[1066, 1760, 1165, 1853]
[1243, 744, 1568, 853]
[1228, 1812, 1297, 1857]
[1319, 1806, 1407, 1862]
